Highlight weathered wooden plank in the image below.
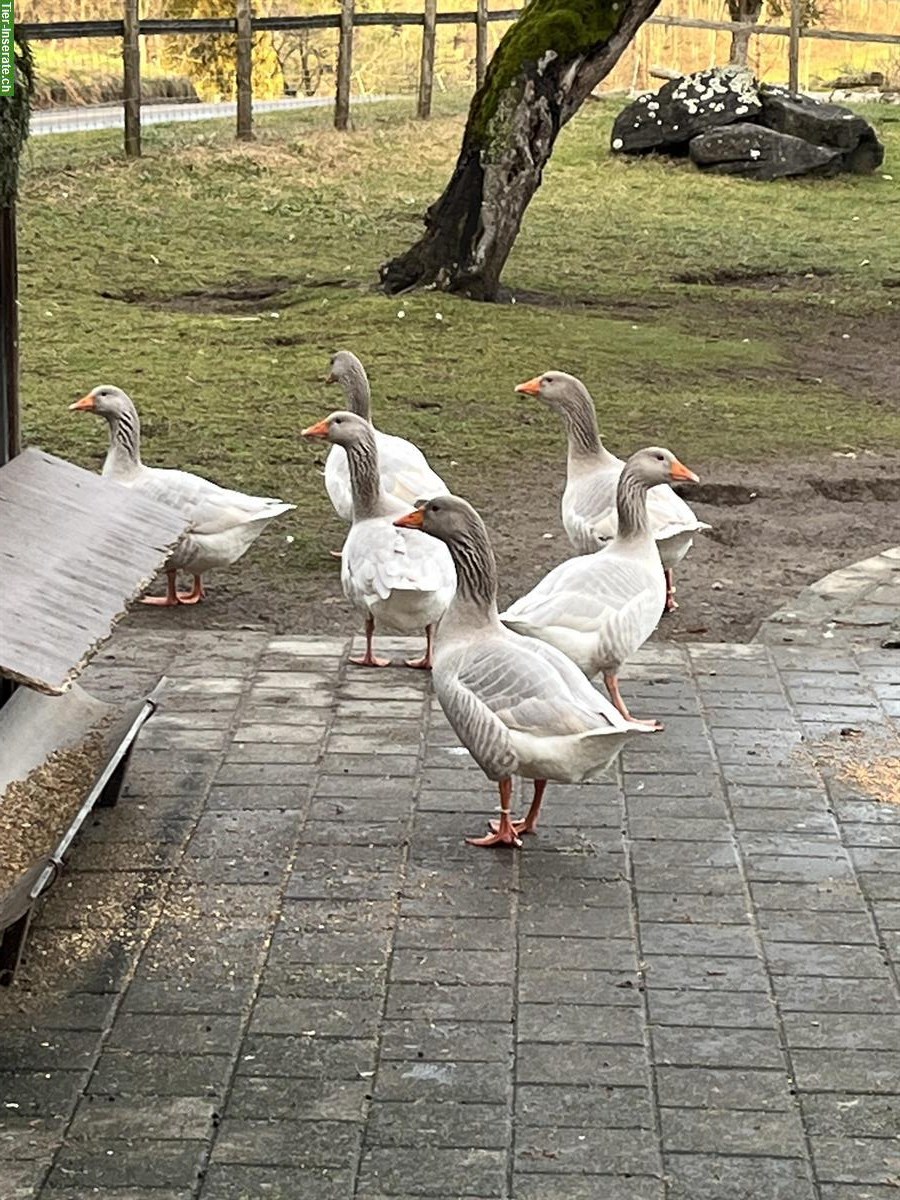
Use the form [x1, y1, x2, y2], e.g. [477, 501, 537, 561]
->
[0, 449, 188, 695]
[335, 0, 355, 131]
[123, 0, 142, 159]
[417, 0, 437, 119]
[236, 0, 253, 141]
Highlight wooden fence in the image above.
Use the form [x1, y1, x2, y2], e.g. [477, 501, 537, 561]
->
[19, 2, 900, 157]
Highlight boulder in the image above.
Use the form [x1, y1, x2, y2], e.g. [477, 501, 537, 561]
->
[688, 123, 843, 180]
[758, 85, 885, 173]
[610, 66, 762, 155]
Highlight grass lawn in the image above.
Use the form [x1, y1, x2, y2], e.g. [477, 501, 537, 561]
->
[17, 93, 900, 638]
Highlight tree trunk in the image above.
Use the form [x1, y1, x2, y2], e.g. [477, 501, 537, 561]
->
[380, 0, 664, 300]
[727, 0, 765, 65]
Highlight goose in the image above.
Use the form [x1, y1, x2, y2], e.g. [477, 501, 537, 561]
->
[70, 385, 294, 606]
[395, 495, 649, 848]
[515, 371, 709, 611]
[323, 350, 448, 522]
[302, 410, 455, 669]
[500, 447, 699, 730]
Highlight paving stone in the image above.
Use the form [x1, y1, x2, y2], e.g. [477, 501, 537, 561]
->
[643, 955, 768, 992]
[386, 983, 513, 1023]
[106, 1013, 244, 1057]
[773, 975, 900, 1014]
[121, 980, 252, 1016]
[801, 1091, 900, 1137]
[200, 1164, 352, 1200]
[0, 1029, 97, 1073]
[636, 893, 750, 924]
[512, 1176, 665, 1200]
[629, 817, 732, 841]
[357, 1147, 506, 1196]
[665, 1153, 816, 1200]
[517, 1043, 649, 1087]
[516, 1082, 653, 1128]
[810, 1135, 900, 1184]
[519, 936, 637, 973]
[758, 911, 875, 944]
[87, 1052, 231, 1099]
[250, 998, 381, 1038]
[766, 941, 890, 978]
[0, 1070, 87, 1119]
[648, 988, 777, 1027]
[640, 922, 758, 958]
[792, 1049, 900, 1092]
[0, 1114, 63, 1161]
[68, 1095, 215, 1141]
[751, 880, 870, 912]
[46, 1139, 205, 1190]
[393, 917, 508, 951]
[518, 970, 643, 1007]
[0, 1160, 53, 1199]
[516, 1003, 644, 1045]
[373, 1059, 511, 1103]
[212, 1118, 362, 1168]
[237, 1035, 376, 1079]
[206, 785, 310, 811]
[227, 1075, 369, 1122]
[651, 1026, 785, 1069]
[819, 1186, 900, 1200]
[660, 1106, 806, 1155]
[365, 1100, 509, 1148]
[515, 1123, 661, 1174]
[655, 1067, 794, 1110]
[783, 1012, 900, 1051]
[390, 948, 515, 986]
[631, 866, 745, 895]
[259, 962, 386, 1000]
[379, 1020, 512, 1063]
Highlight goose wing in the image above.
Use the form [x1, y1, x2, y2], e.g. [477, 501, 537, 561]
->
[345, 519, 454, 605]
[502, 550, 658, 633]
[375, 430, 449, 507]
[137, 466, 291, 534]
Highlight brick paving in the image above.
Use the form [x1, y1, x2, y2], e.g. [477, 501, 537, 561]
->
[2, 629, 900, 1199]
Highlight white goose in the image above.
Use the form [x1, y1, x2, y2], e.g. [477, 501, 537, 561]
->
[395, 495, 648, 848]
[302, 411, 455, 669]
[516, 371, 709, 611]
[501, 447, 699, 729]
[70, 386, 294, 606]
[323, 351, 448, 522]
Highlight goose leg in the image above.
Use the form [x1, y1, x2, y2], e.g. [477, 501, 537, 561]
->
[350, 616, 391, 668]
[141, 570, 180, 607]
[664, 569, 678, 613]
[603, 673, 664, 732]
[467, 779, 523, 848]
[405, 624, 435, 670]
[490, 779, 546, 836]
[176, 575, 206, 605]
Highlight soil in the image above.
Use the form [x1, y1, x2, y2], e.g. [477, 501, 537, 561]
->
[121, 451, 900, 646]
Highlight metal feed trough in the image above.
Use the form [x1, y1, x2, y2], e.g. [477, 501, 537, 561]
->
[0, 448, 190, 984]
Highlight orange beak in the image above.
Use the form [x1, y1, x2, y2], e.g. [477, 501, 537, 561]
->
[670, 458, 700, 484]
[301, 418, 331, 439]
[69, 393, 95, 412]
[515, 376, 543, 396]
[394, 509, 425, 529]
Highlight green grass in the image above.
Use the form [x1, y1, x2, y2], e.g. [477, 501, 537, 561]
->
[17, 94, 900, 577]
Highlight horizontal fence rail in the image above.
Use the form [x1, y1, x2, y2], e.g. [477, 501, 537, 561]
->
[18, 2, 900, 153]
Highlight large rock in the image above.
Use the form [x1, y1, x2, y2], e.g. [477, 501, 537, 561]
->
[611, 67, 762, 155]
[689, 123, 843, 179]
[758, 85, 885, 173]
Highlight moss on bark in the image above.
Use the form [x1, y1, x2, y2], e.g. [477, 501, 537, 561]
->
[472, 0, 624, 141]
[0, 40, 34, 208]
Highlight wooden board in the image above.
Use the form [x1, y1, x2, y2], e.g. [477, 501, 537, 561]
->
[0, 449, 188, 694]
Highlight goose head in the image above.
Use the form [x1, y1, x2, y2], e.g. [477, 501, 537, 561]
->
[69, 384, 134, 420]
[514, 370, 591, 414]
[625, 446, 699, 487]
[324, 349, 364, 386]
[394, 494, 481, 543]
[301, 409, 370, 447]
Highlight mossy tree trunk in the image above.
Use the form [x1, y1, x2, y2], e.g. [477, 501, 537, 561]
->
[380, 0, 663, 301]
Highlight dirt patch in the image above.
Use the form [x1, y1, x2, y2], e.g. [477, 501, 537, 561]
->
[673, 266, 834, 289]
[808, 477, 900, 503]
[119, 450, 900, 647]
[101, 276, 301, 314]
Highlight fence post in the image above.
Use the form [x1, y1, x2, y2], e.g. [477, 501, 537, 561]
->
[123, 0, 141, 157]
[417, 0, 437, 118]
[236, 0, 253, 140]
[335, 0, 355, 131]
[788, 0, 801, 92]
[475, 0, 488, 89]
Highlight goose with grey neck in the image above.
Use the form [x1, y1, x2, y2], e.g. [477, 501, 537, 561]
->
[303, 410, 454, 669]
[395, 495, 647, 848]
[501, 447, 699, 729]
[70, 386, 294, 606]
[322, 350, 448, 524]
[516, 371, 709, 612]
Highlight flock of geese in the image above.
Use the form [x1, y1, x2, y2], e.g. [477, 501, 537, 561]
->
[72, 352, 709, 848]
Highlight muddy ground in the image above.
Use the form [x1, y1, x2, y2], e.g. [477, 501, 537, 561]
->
[126, 451, 900, 646]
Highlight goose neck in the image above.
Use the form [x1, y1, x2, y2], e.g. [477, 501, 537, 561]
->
[344, 428, 384, 519]
[103, 401, 143, 478]
[615, 466, 653, 541]
[338, 362, 371, 420]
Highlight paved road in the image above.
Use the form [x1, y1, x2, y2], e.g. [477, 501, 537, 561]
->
[2, 627, 900, 1198]
[31, 94, 390, 137]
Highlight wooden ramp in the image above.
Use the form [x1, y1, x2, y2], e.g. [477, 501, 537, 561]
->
[0, 448, 189, 694]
